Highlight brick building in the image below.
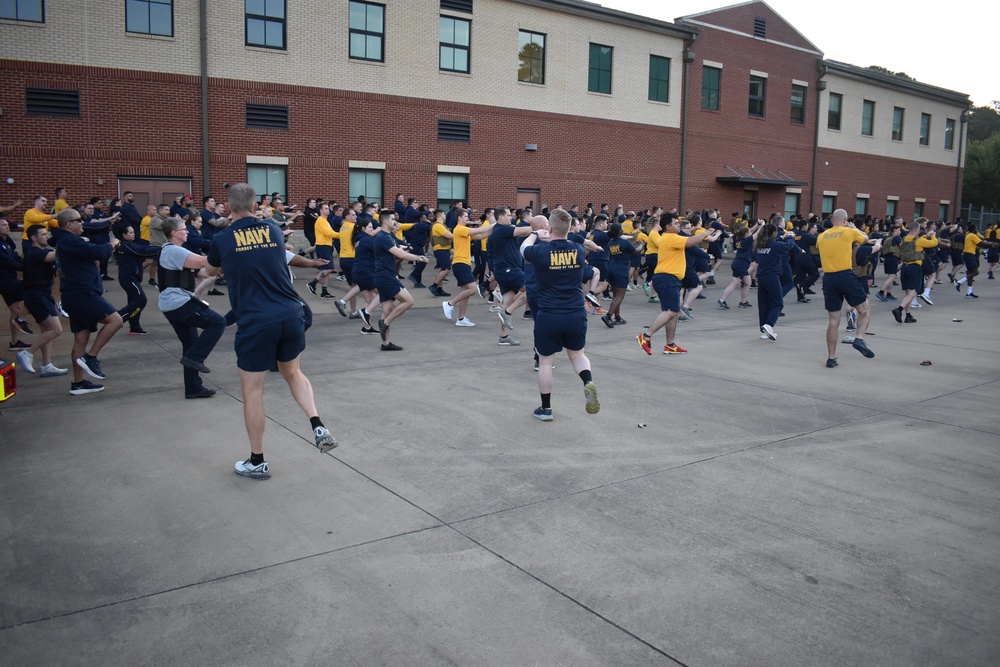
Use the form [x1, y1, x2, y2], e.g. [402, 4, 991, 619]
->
[0, 0, 970, 221]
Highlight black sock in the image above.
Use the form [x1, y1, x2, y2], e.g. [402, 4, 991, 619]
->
[310, 416, 324, 430]
[541, 393, 551, 409]
[579, 369, 592, 384]
[250, 452, 264, 465]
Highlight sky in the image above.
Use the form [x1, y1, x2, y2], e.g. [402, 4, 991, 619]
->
[598, 0, 994, 107]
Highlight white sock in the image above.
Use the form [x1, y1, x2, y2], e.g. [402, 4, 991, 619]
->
[922, 288, 930, 297]
[957, 277, 967, 285]
[709, 270, 715, 277]
[967, 286, 974, 294]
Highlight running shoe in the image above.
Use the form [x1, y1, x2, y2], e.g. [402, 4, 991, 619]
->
[613, 317, 627, 326]
[359, 309, 371, 327]
[533, 406, 553, 422]
[408, 274, 420, 288]
[207, 289, 225, 296]
[762, 324, 776, 340]
[601, 313, 614, 328]
[16, 349, 35, 374]
[738, 301, 752, 308]
[680, 305, 694, 319]
[498, 335, 520, 346]
[378, 319, 389, 342]
[57, 301, 69, 318]
[911, 300, 922, 309]
[69, 379, 104, 395]
[348, 311, 361, 320]
[320, 291, 334, 299]
[904, 314, 917, 323]
[437, 289, 451, 297]
[234, 458, 270, 480]
[636, 333, 652, 355]
[180, 356, 210, 374]
[663, 343, 688, 354]
[336, 274, 347, 281]
[885, 293, 897, 301]
[148, 278, 157, 286]
[476, 282, 487, 299]
[9, 340, 30, 351]
[14, 318, 33, 335]
[947, 273, 954, 283]
[648, 296, 659, 304]
[128, 329, 148, 335]
[442, 301, 455, 320]
[847, 311, 857, 329]
[803, 288, 816, 295]
[489, 304, 502, 313]
[39, 363, 68, 377]
[585, 291, 602, 309]
[875, 291, 888, 302]
[852, 338, 875, 358]
[892, 306, 903, 323]
[583, 381, 600, 414]
[455, 317, 476, 327]
[334, 299, 348, 317]
[185, 387, 216, 399]
[826, 357, 838, 368]
[955, 282, 961, 292]
[76, 354, 106, 380]
[497, 308, 514, 331]
[705, 276, 716, 285]
[380, 342, 403, 351]
[428, 284, 441, 296]
[307, 280, 317, 295]
[522, 311, 534, 320]
[314, 426, 338, 453]
[360, 326, 379, 335]
[918, 293, 933, 305]
[642, 282, 650, 296]
[965, 293, 979, 299]
[492, 288, 503, 305]
[717, 299, 729, 310]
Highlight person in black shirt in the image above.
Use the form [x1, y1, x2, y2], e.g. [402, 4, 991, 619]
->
[13, 225, 67, 377]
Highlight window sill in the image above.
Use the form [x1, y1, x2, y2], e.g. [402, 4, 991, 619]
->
[517, 80, 546, 87]
[440, 69, 472, 78]
[0, 18, 45, 28]
[587, 90, 613, 98]
[647, 99, 671, 107]
[126, 31, 175, 42]
[700, 107, 721, 114]
[349, 58, 386, 67]
[246, 45, 287, 54]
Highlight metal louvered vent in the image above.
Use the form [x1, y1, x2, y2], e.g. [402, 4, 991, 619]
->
[246, 103, 289, 129]
[753, 17, 766, 39]
[441, 0, 473, 13]
[26, 88, 80, 117]
[438, 119, 471, 142]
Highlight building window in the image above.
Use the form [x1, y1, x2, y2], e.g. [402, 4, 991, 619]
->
[647, 55, 670, 103]
[784, 193, 800, 220]
[439, 16, 470, 73]
[246, 104, 289, 129]
[517, 30, 545, 84]
[892, 107, 904, 141]
[438, 119, 470, 142]
[701, 65, 721, 111]
[349, 169, 383, 203]
[245, 0, 285, 49]
[822, 195, 836, 216]
[588, 43, 613, 94]
[748, 75, 765, 117]
[919, 113, 931, 146]
[914, 201, 924, 217]
[855, 197, 868, 217]
[886, 200, 897, 218]
[1, 0, 43, 21]
[349, 1, 384, 62]
[438, 173, 467, 210]
[26, 87, 80, 117]
[126, 0, 172, 36]
[827, 92, 842, 130]
[939, 203, 949, 221]
[790, 84, 806, 124]
[247, 164, 287, 201]
[861, 100, 875, 136]
[944, 118, 956, 150]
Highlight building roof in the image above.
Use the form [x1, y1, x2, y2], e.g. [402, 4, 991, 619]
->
[676, 0, 822, 55]
[716, 165, 808, 187]
[822, 61, 971, 108]
[510, 0, 698, 40]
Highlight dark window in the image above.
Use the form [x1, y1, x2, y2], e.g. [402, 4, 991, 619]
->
[701, 65, 720, 110]
[914, 201, 924, 217]
[919, 113, 931, 146]
[748, 75, 765, 117]
[440, 16, 470, 73]
[822, 195, 836, 216]
[945, 118, 956, 150]
[246, 104, 289, 129]
[517, 30, 545, 84]
[0, 0, 43, 21]
[245, 0, 285, 49]
[349, 169, 383, 203]
[827, 92, 842, 130]
[588, 43, 613, 94]
[437, 173, 467, 210]
[753, 16, 766, 39]
[861, 100, 875, 136]
[26, 87, 80, 117]
[438, 119, 470, 142]
[247, 164, 287, 200]
[440, 0, 472, 12]
[648, 55, 670, 103]
[939, 203, 948, 220]
[126, 0, 173, 36]
[349, 1, 384, 62]
[885, 200, 897, 218]
[892, 107, 904, 141]
[790, 84, 806, 124]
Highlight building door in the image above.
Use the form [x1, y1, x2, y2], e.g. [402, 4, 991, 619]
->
[743, 190, 758, 220]
[516, 189, 540, 213]
[118, 177, 192, 213]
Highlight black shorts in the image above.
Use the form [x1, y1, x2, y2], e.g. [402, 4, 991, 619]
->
[235, 316, 305, 372]
[495, 267, 525, 293]
[731, 260, 750, 279]
[883, 256, 899, 275]
[340, 257, 355, 285]
[23, 290, 58, 323]
[822, 270, 867, 312]
[61, 292, 116, 333]
[0, 278, 23, 306]
[963, 253, 980, 271]
[681, 269, 700, 290]
[376, 277, 403, 302]
[433, 249, 452, 271]
[315, 245, 335, 271]
[651, 274, 681, 312]
[452, 262, 475, 286]
[353, 271, 376, 292]
[900, 263, 923, 292]
[534, 309, 587, 356]
[607, 264, 629, 289]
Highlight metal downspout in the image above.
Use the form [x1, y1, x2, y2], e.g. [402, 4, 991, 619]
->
[200, 0, 210, 196]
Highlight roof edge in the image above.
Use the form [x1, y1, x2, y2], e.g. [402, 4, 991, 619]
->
[509, 0, 698, 40]
[823, 61, 971, 107]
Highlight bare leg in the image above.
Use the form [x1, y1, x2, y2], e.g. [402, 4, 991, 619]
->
[87, 312, 123, 357]
[826, 311, 842, 359]
[276, 355, 319, 418]
[239, 369, 268, 455]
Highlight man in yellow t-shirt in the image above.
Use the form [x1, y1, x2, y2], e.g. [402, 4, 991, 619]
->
[893, 218, 937, 323]
[636, 214, 718, 356]
[52, 187, 69, 214]
[816, 209, 873, 366]
[22, 196, 57, 254]
[441, 207, 492, 326]
[955, 223, 997, 297]
[429, 212, 454, 297]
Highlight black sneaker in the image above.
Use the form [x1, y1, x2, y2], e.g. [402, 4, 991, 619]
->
[601, 313, 614, 328]
[380, 342, 403, 351]
[705, 276, 716, 285]
[360, 326, 379, 335]
[8, 340, 31, 351]
[207, 288, 225, 296]
[147, 278, 157, 286]
[307, 280, 317, 295]
[70, 379, 105, 395]
[321, 291, 334, 299]
[852, 338, 875, 358]
[428, 284, 441, 296]
[378, 319, 389, 342]
[825, 357, 838, 369]
[613, 317, 627, 326]
[334, 299, 348, 317]
[185, 387, 216, 399]
[14, 318, 33, 335]
[437, 289, 451, 297]
[76, 354, 106, 380]
[359, 309, 372, 327]
[101, 274, 113, 281]
[892, 306, 903, 323]
[180, 356, 211, 374]
[904, 314, 917, 323]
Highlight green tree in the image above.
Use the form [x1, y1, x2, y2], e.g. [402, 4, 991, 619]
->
[866, 65, 914, 80]
[963, 133, 1000, 209]
[967, 102, 1000, 142]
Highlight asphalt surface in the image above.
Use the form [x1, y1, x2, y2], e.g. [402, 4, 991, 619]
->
[2, 262, 999, 666]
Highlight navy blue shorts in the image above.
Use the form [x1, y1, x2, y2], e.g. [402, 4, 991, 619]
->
[61, 292, 116, 333]
[353, 271, 376, 292]
[822, 270, 867, 312]
[235, 316, 306, 372]
[963, 253, 980, 271]
[434, 249, 452, 271]
[534, 309, 587, 356]
[629, 253, 642, 268]
[900, 263, 923, 291]
[607, 264, 629, 289]
[0, 278, 23, 306]
[731, 260, 750, 279]
[987, 247, 999, 263]
[23, 290, 57, 323]
[883, 256, 899, 275]
[453, 262, 475, 286]
[951, 251, 964, 266]
[681, 269, 701, 290]
[377, 277, 403, 302]
[589, 260, 609, 283]
[340, 258, 355, 285]
[695, 257, 711, 274]
[495, 267, 525, 293]
[651, 274, 682, 312]
[315, 245, 335, 271]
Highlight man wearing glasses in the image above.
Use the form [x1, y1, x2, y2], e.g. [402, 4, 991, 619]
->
[53, 208, 122, 395]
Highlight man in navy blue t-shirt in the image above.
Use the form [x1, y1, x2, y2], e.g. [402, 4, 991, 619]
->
[206, 183, 336, 481]
[489, 207, 533, 345]
[372, 210, 428, 351]
[521, 209, 600, 421]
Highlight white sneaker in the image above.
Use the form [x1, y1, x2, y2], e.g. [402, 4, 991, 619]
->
[39, 363, 68, 377]
[918, 293, 933, 305]
[489, 304, 501, 313]
[16, 349, 35, 373]
[442, 301, 455, 320]
[455, 317, 476, 327]
[492, 288, 503, 305]
[762, 324, 776, 340]
[234, 458, 271, 480]
[911, 301, 922, 309]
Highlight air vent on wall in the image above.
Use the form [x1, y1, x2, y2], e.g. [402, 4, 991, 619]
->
[753, 17, 766, 39]
[438, 119, 471, 142]
[246, 103, 289, 129]
[441, 0, 473, 13]
[26, 88, 80, 117]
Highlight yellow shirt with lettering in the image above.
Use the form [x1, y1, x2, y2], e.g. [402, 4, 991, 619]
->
[817, 226, 866, 273]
